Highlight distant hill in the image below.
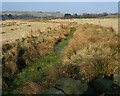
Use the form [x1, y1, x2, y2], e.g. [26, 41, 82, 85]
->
[104, 14, 118, 18]
[1, 11, 64, 20]
[0, 11, 118, 20]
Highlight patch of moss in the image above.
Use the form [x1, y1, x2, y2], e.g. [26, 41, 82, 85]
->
[54, 27, 76, 52]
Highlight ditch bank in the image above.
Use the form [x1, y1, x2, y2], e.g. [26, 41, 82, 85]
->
[2, 24, 72, 92]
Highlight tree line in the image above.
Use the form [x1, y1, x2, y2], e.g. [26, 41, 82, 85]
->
[64, 13, 117, 18]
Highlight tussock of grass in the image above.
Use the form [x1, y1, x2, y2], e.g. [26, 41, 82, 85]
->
[60, 24, 119, 83]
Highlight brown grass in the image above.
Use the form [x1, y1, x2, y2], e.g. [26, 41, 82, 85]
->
[59, 24, 119, 83]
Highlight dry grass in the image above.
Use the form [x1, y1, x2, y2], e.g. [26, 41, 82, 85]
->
[2, 19, 63, 44]
[20, 81, 42, 94]
[2, 18, 119, 94]
[50, 18, 118, 33]
[60, 24, 119, 83]
[2, 18, 117, 44]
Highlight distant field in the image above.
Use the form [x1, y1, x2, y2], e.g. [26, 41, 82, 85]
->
[51, 18, 118, 33]
[1, 19, 69, 44]
[1, 18, 118, 44]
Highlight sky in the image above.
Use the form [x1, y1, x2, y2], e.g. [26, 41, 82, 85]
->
[2, 2, 118, 14]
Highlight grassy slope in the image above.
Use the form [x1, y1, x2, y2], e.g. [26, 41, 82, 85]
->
[60, 24, 119, 83]
[3, 27, 76, 94]
[104, 14, 118, 18]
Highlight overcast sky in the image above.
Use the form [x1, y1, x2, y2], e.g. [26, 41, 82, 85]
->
[2, 2, 118, 14]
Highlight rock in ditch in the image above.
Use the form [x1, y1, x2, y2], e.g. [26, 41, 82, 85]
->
[43, 77, 89, 95]
[43, 88, 65, 94]
[114, 67, 120, 86]
[90, 77, 120, 95]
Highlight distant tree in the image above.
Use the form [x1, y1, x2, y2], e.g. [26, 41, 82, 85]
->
[71, 13, 78, 18]
[56, 11, 60, 13]
[39, 11, 43, 13]
[75, 13, 77, 16]
[103, 12, 108, 16]
[8, 14, 13, 19]
[64, 13, 71, 18]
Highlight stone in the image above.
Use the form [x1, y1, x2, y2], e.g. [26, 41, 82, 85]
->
[43, 88, 65, 94]
[90, 77, 120, 95]
[114, 67, 120, 86]
[54, 77, 88, 94]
